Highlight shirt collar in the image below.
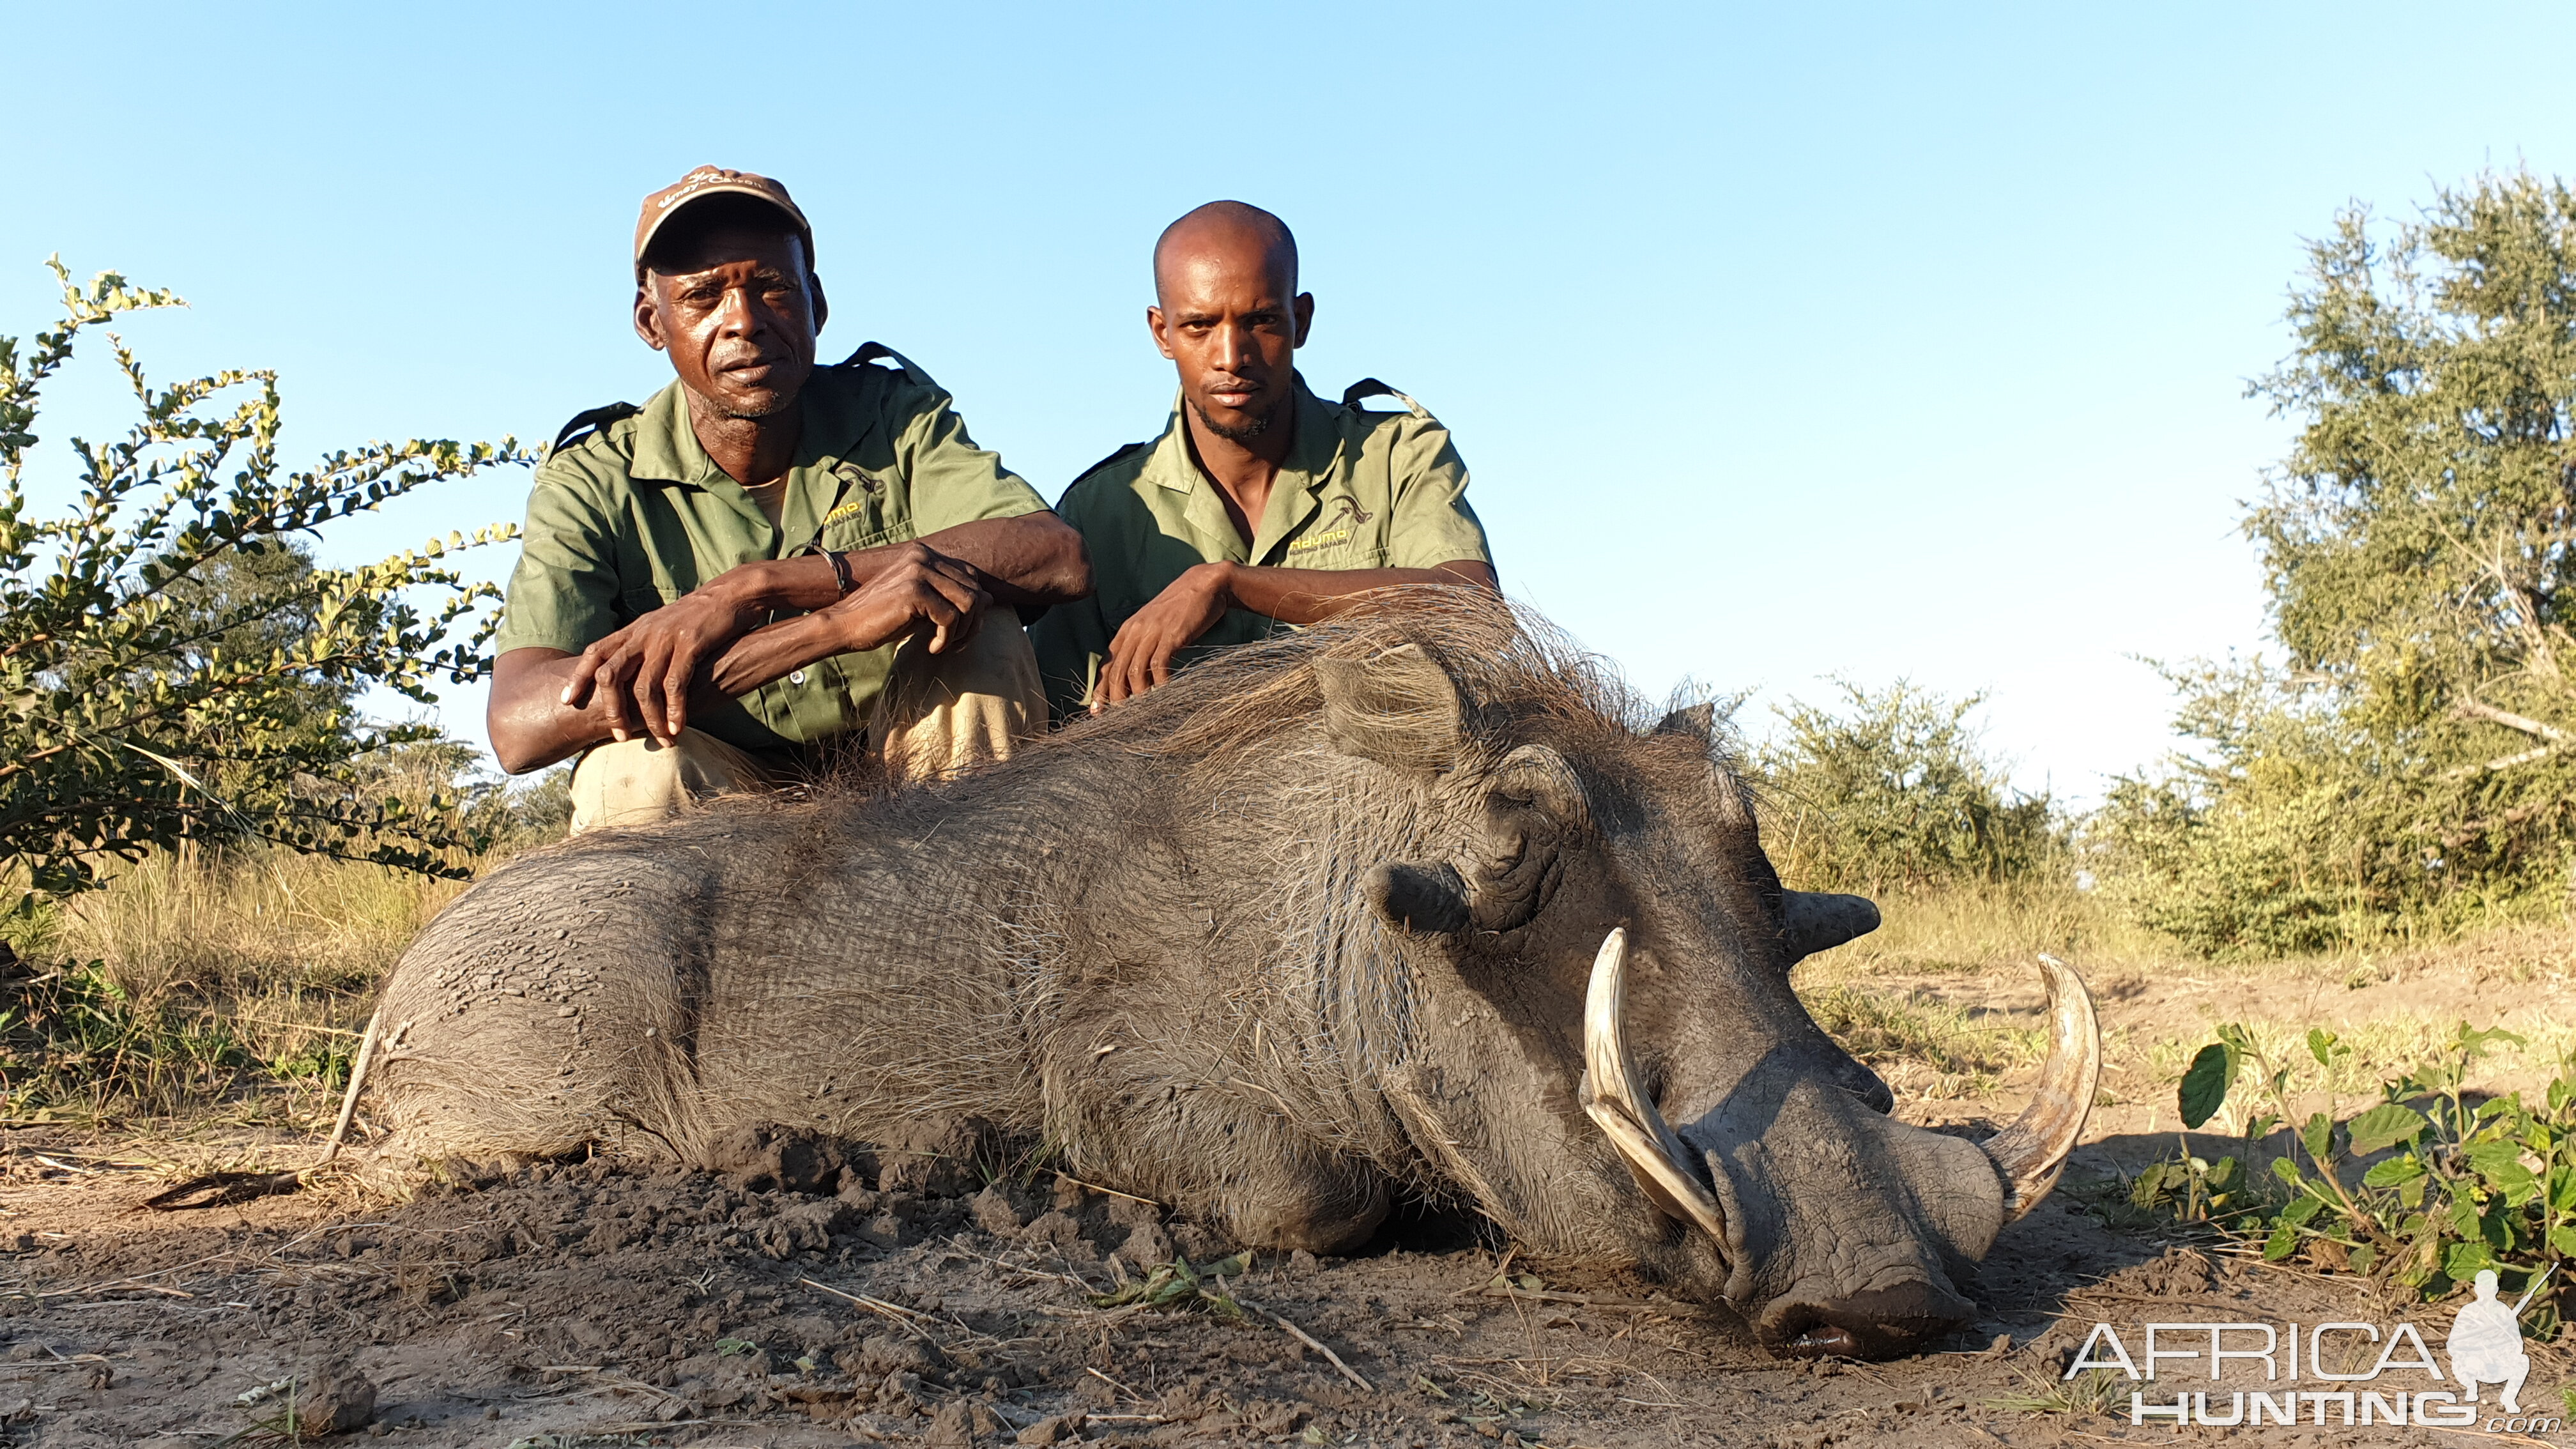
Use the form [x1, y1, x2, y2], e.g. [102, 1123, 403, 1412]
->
[625, 368, 880, 546]
[1144, 373, 1344, 562]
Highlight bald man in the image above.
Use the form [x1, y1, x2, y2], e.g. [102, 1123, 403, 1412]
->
[1031, 201, 1498, 717]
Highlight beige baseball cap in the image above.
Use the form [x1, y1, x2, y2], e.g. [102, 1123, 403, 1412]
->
[632, 165, 815, 280]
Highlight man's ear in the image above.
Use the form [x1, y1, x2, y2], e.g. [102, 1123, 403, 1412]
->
[1292, 292, 1315, 348]
[809, 271, 829, 333]
[1147, 304, 1175, 360]
[633, 282, 667, 352]
[1315, 643, 1462, 772]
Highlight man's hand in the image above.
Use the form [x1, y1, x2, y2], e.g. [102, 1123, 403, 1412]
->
[1091, 558, 1498, 712]
[556, 542, 1002, 744]
[704, 544, 992, 698]
[1096, 562, 1234, 708]
[559, 589, 765, 746]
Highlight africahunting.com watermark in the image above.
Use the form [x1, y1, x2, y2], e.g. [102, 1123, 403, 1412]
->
[2066, 1269, 2563, 1434]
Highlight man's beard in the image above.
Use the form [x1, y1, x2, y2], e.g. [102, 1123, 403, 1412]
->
[1191, 395, 1280, 444]
[714, 392, 792, 421]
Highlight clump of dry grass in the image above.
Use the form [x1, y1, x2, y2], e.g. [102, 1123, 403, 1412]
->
[1809, 880, 2181, 980]
[40, 843, 468, 999]
[1799, 983, 2042, 1099]
[1, 844, 477, 1123]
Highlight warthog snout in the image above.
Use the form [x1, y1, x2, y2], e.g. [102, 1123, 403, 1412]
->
[1577, 924, 2099, 1359]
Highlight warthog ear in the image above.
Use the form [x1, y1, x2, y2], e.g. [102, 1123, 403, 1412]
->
[1363, 862, 1470, 935]
[1315, 643, 1463, 771]
[1652, 702, 1716, 740]
[1781, 891, 1881, 960]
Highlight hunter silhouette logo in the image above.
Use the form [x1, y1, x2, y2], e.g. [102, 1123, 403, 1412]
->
[2449, 1267, 2540, 1413]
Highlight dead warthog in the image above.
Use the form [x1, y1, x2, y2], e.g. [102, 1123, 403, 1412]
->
[373, 591, 2095, 1358]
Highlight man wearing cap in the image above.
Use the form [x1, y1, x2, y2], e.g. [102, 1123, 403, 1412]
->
[1031, 201, 1496, 717]
[489, 165, 1090, 829]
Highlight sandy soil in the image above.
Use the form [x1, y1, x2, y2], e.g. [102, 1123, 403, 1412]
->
[0, 1131, 2560, 1449]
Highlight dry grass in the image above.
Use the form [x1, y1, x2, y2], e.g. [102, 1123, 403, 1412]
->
[1806, 880, 2181, 980]
[1794, 880, 2576, 1130]
[9, 845, 2574, 1135]
[1, 844, 477, 1124]
[40, 843, 468, 999]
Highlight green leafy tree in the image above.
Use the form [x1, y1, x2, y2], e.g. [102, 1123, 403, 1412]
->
[1758, 679, 2055, 892]
[2100, 171, 2576, 952]
[0, 261, 526, 910]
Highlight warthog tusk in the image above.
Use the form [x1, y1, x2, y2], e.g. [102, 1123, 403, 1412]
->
[1579, 927, 1731, 1255]
[1979, 953, 2101, 1220]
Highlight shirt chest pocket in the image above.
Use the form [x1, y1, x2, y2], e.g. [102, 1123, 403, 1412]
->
[1281, 526, 1387, 571]
[617, 581, 684, 624]
[819, 464, 906, 552]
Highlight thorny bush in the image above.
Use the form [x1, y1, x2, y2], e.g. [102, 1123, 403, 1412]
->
[0, 260, 525, 914]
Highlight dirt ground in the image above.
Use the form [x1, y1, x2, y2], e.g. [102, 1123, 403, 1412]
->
[0, 1138, 2561, 1448]
[1, 937, 2569, 1448]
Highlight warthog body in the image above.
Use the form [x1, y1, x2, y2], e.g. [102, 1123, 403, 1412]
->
[376, 593, 2090, 1356]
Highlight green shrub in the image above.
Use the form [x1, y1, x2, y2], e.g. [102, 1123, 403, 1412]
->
[0, 260, 525, 913]
[1756, 679, 2057, 893]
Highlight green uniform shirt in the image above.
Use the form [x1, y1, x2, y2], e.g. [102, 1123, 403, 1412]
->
[1031, 374, 1491, 721]
[495, 348, 1048, 756]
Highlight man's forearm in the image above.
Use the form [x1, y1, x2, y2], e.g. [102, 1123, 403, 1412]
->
[696, 513, 1092, 617]
[489, 648, 618, 774]
[701, 611, 850, 698]
[1218, 559, 1498, 627]
[914, 513, 1091, 606]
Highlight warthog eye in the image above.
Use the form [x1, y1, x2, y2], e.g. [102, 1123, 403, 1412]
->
[1462, 745, 1588, 933]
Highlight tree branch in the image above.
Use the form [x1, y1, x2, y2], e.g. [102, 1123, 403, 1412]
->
[2454, 696, 2570, 743]
[2439, 744, 2555, 780]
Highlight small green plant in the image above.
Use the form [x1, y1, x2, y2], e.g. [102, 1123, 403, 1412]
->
[2120, 1149, 2268, 1227]
[2172, 1019, 2574, 1333]
[1090, 1252, 1254, 1319]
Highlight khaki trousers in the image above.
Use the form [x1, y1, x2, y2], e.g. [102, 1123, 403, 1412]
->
[567, 618, 1045, 834]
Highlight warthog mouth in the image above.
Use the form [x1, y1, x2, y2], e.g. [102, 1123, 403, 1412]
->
[1764, 1279, 1982, 1359]
[1575, 926, 2101, 1350]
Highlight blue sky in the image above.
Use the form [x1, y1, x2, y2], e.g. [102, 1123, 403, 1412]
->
[7, 2, 2571, 801]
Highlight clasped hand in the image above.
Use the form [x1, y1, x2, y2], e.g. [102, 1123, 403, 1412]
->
[561, 542, 992, 744]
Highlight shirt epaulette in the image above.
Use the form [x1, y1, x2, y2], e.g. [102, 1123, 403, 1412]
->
[1341, 378, 1432, 421]
[1069, 441, 1151, 489]
[549, 402, 641, 456]
[837, 341, 939, 390]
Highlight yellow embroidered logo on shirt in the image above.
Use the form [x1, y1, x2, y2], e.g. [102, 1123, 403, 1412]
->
[1289, 528, 1353, 552]
[824, 500, 869, 525]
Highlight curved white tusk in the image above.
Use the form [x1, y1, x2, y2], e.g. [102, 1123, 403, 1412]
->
[1579, 926, 1731, 1253]
[1979, 954, 2102, 1220]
